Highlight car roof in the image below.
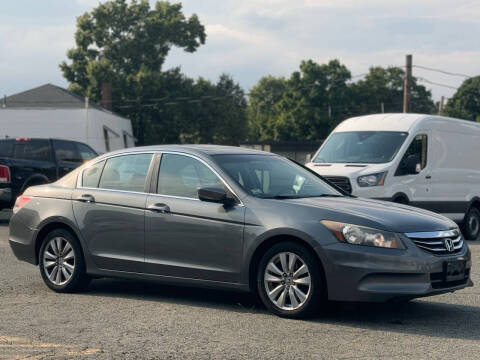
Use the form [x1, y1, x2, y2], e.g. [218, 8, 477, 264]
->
[102, 144, 275, 158]
[334, 113, 428, 132]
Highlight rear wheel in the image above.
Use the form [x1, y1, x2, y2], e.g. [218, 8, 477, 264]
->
[257, 241, 325, 318]
[39, 229, 90, 292]
[463, 207, 480, 241]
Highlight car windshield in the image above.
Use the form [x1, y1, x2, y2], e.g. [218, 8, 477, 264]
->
[213, 154, 342, 199]
[314, 131, 408, 164]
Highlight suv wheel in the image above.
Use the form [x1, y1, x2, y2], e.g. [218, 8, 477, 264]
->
[463, 207, 480, 241]
[39, 229, 90, 292]
[257, 241, 325, 318]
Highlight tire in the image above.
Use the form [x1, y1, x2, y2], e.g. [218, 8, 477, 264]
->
[39, 228, 90, 292]
[256, 241, 325, 319]
[393, 196, 408, 205]
[463, 207, 480, 241]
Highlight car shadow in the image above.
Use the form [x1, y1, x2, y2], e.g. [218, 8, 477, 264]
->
[81, 277, 480, 341]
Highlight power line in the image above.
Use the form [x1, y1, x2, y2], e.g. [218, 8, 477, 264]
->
[416, 76, 459, 90]
[413, 65, 472, 79]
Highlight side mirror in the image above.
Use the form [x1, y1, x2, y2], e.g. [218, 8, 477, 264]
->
[198, 187, 229, 204]
[405, 154, 421, 175]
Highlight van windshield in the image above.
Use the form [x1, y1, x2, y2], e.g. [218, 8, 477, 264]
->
[314, 131, 408, 164]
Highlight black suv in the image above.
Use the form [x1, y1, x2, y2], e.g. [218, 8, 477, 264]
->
[0, 138, 97, 209]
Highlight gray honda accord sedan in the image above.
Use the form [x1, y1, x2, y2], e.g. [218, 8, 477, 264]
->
[9, 145, 473, 318]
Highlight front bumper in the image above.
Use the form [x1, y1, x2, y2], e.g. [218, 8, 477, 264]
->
[317, 240, 472, 302]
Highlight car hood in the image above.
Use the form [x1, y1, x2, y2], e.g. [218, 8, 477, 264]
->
[306, 162, 389, 178]
[282, 196, 457, 233]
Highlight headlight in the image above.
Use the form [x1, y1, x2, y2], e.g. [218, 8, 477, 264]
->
[321, 220, 405, 249]
[357, 172, 387, 187]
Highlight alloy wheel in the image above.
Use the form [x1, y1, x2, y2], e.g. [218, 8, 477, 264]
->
[264, 252, 311, 311]
[43, 237, 75, 286]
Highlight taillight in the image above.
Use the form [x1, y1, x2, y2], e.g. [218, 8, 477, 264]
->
[0, 165, 10, 183]
[13, 195, 32, 213]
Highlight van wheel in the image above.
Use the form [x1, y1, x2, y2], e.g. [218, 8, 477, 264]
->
[463, 207, 480, 241]
[256, 241, 325, 318]
[393, 195, 408, 205]
[39, 229, 91, 292]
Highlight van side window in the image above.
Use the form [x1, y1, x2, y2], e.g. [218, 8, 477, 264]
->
[395, 135, 427, 176]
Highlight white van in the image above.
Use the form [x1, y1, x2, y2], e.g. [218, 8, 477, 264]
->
[306, 113, 480, 240]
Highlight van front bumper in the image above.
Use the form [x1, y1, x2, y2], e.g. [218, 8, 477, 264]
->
[316, 241, 472, 302]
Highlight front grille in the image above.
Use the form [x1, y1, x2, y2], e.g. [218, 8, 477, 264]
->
[406, 229, 464, 255]
[323, 176, 352, 194]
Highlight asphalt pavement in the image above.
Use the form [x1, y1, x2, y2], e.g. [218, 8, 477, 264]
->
[1, 224, 479, 360]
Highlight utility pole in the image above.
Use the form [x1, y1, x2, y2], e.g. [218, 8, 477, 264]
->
[438, 96, 445, 115]
[403, 54, 412, 113]
[381, 102, 385, 113]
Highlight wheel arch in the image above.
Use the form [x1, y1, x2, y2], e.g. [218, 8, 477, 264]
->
[247, 233, 327, 297]
[392, 192, 409, 204]
[21, 174, 50, 194]
[467, 197, 480, 212]
[33, 219, 84, 265]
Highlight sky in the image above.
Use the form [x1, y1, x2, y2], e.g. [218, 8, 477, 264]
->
[1, 0, 479, 101]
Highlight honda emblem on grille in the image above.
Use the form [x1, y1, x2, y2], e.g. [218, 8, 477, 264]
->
[444, 238, 455, 252]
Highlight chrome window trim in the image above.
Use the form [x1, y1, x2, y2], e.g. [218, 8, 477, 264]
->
[76, 150, 244, 206]
[77, 151, 155, 189]
[405, 229, 460, 239]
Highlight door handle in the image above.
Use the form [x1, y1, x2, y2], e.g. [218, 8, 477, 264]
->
[425, 175, 432, 179]
[76, 194, 95, 203]
[147, 203, 170, 213]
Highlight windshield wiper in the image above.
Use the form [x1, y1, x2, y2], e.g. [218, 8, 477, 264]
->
[312, 194, 344, 198]
[269, 195, 302, 199]
[267, 194, 343, 200]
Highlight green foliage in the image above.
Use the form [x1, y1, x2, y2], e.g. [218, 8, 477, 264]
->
[444, 76, 480, 121]
[248, 62, 436, 141]
[60, 0, 247, 145]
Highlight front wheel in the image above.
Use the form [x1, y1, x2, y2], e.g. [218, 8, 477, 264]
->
[257, 241, 325, 318]
[39, 229, 90, 292]
[463, 207, 480, 241]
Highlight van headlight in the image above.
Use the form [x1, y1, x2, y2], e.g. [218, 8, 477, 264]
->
[321, 220, 405, 249]
[357, 172, 387, 187]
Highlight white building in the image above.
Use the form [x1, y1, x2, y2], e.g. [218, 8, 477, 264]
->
[0, 84, 135, 153]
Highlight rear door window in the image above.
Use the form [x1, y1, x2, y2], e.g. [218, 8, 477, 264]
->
[0, 141, 13, 157]
[82, 160, 105, 188]
[13, 140, 51, 161]
[98, 154, 153, 192]
[76, 143, 97, 161]
[53, 140, 81, 162]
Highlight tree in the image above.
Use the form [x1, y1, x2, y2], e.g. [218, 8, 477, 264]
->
[60, 0, 220, 145]
[444, 76, 480, 121]
[248, 60, 352, 141]
[350, 66, 436, 115]
[248, 61, 437, 142]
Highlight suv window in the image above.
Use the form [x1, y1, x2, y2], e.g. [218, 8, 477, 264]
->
[99, 153, 153, 192]
[14, 140, 50, 161]
[82, 160, 105, 188]
[0, 141, 13, 157]
[76, 143, 97, 161]
[157, 154, 225, 199]
[395, 134, 428, 176]
[53, 140, 80, 162]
